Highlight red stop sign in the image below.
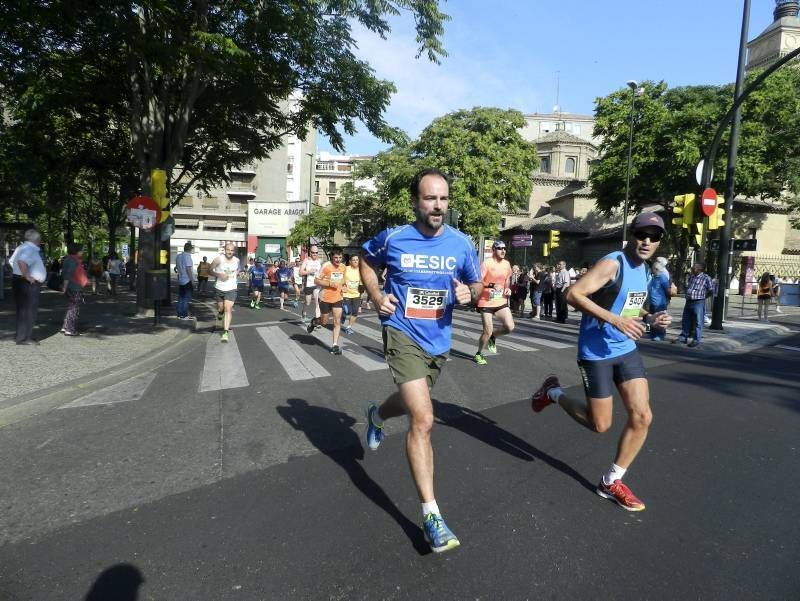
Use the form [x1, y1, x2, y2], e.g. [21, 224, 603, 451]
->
[701, 188, 717, 217]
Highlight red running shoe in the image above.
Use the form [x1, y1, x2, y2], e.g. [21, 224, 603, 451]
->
[596, 479, 646, 512]
[531, 375, 560, 413]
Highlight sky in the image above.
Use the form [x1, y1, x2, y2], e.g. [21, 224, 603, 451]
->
[318, 0, 777, 156]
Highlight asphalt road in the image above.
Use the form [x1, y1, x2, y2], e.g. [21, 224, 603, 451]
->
[1, 300, 798, 601]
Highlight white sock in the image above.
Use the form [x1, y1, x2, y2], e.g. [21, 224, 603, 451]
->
[422, 500, 440, 517]
[547, 387, 563, 402]
[602, 463, 627, 486]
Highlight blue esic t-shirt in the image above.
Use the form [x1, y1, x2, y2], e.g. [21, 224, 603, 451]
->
[250, 265, 266, 285]
[362, 223, 481, 357]
[578, 251, 649, 361]
[277, 267, 292, 288]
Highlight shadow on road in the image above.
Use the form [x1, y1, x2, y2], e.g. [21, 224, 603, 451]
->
[433, 399, 595, 494]
[276, 398, 431, 556]
[84, 563, 144, 601]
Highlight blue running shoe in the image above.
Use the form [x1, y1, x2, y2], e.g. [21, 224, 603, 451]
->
[423, 513, 460, 553]
[365, 403, 384, 451]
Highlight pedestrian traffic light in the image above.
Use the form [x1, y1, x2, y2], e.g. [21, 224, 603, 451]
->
[672, 194, 696, 229]
[542, 243, 549, 257]
[548, 230, 560, 249]
[693, 222, 704, 247]
[708, 195, 726, 231]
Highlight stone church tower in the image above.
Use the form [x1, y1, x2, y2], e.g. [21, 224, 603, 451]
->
[746, 0, 800, 71]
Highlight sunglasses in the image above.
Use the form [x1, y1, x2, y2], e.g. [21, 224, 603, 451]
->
[633, 230, 663, 242]
[495, 247, 506, 251]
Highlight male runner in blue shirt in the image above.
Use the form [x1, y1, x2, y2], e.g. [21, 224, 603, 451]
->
[361, 168, 482, 553]
[530, 212, 672, 512]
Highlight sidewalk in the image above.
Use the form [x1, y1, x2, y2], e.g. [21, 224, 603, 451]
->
[0, 284, 209, 425]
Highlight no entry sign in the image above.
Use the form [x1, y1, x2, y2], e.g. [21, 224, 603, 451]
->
[701, 188, 718, 217]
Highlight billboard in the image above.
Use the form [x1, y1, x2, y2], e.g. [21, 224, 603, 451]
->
[248, 201, 308, 236]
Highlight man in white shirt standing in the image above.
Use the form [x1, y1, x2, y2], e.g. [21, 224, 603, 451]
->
[10, 229, 47, 345]
[554, 260, 571, 323]
[175, 241, 195, 319]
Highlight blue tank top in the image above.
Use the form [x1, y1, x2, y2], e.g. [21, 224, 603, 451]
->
[362, 224, 481, 357]
[250, 265, 266, 284]
[578, 251, 649, 361]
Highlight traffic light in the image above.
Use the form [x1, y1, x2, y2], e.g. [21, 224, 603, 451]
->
[708, 195, 726, 231]
[672, 194, 696, 229]
[542, 243, 550, 257]
[548, 230, 560, 249]
[692, 222, 704, 247]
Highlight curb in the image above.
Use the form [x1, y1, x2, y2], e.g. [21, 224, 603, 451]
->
[0, 322, 202, 428]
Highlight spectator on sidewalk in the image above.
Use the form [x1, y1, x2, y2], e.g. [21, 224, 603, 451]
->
[176, 241, 195, 319]
[757, 272, 773, 321]
[677, 262, 714, 348]
[89, 258, 104, 294]
[772, 275, 782, 314]
[126, 257, 137, 290]
[60, 243, 89, 335]
[107, 253, 123, 295]
[197, 256, 211, 296]
[554, 260, 571, 323]
[647, 259, 672, 341]
[541, 266, 554, 318]
[528, 263, 546, 319]
[10, 228, 47, 345]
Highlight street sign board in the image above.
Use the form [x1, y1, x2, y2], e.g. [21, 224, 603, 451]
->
[511, 234, 532, 241]
[695, 160, 714, 187]
[126, 196, 160, 231]
[701, 188, 718, 217]
[511, 240, 533, 247]
[709, 238, 758, 252]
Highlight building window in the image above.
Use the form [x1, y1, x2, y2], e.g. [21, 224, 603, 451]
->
[328, 195, 336, 204]
[748, 228, 758, 239]
[314, 180, 320, 193]
[540, 156, 550, 173]
[565, 157, 576, 175]
[328, 181, 336, 194]
[287, 156, 294, 174]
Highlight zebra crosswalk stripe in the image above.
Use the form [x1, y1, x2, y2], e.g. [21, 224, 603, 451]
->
[304, 323, 387, 371]
[257, 326, 331, 381]
[449, 315, 572, 349]
[199, 330, 250, 392]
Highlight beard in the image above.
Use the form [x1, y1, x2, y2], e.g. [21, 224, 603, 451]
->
[421, 211, 444, 231]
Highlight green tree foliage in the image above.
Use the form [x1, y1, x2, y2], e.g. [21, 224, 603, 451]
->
[290, 107, 538, 246]
[591, 73, 800, 216]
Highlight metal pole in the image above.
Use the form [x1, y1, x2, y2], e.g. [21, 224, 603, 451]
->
[621, 83, 637, 247]
[710, 0, 750, 331]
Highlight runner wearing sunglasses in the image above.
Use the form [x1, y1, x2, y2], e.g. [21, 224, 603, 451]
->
[529, 212, 671, 512]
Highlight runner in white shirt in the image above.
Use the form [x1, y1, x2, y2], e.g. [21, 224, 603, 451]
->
[299, 245, 322, 324]
[210, 243, 240, 343]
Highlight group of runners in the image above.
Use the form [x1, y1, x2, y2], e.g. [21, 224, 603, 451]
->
[205, 168, 672, 554]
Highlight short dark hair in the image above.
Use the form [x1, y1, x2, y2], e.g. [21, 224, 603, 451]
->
[330, 246, 343, 257]
[409, 168, 450, 200]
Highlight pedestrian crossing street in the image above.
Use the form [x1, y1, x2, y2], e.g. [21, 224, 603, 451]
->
[198, 309, 581, 392]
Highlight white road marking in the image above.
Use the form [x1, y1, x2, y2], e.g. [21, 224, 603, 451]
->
[199, 330, 250, 392]
[449, 315, 572, 349]
[257, 326, 331, 380]
[62, 372, 158, 408]
[303, 322, 387, 371]
[775, 344, 800, 352]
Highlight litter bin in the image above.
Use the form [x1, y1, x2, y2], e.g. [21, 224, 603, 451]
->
[144, 269, 169, 302]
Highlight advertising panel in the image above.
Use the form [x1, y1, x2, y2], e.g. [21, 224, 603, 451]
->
[248, 201, 308, 236]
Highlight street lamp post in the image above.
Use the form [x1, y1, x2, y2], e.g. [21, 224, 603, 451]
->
[305, 152, 315, 217]
[621, 79, 641, 247]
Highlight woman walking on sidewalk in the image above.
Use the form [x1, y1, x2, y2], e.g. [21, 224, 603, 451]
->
[757, 272, 773, 321]
[60, 243, 89, 336]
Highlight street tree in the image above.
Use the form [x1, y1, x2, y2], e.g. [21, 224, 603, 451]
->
[0, 0, 449, 304]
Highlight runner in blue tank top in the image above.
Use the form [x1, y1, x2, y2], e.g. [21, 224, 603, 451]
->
[529, 212, 672, 512]
[360, 168, 482, 554]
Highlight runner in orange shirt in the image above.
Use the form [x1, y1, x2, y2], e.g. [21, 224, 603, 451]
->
[474, 240, 515, 365]
[307, 247, 347, 355]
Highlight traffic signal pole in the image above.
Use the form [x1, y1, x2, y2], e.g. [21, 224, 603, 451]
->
[710, 0, 750, 331]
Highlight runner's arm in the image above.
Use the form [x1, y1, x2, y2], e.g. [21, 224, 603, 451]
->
[360, 255, 397, 315]
[566, 258, 646, 339]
